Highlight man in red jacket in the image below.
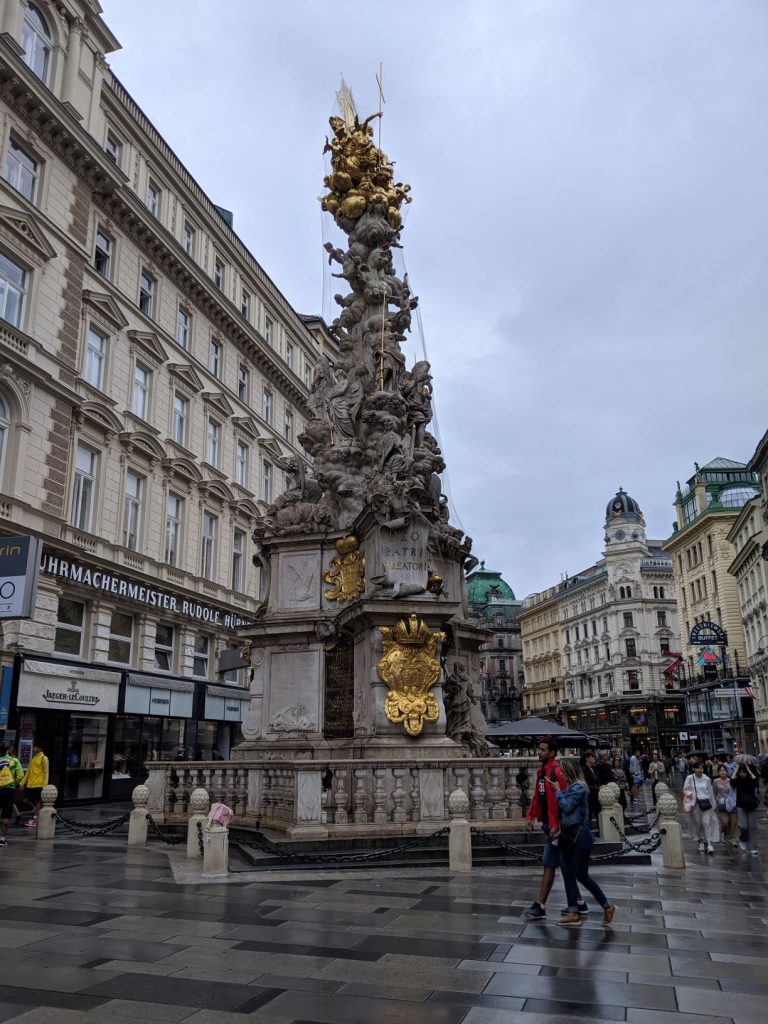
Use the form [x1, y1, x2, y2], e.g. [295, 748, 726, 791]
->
[524, 737, 586, 920]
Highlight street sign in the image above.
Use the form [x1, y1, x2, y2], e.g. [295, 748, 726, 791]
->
[678, 731, 689, 740]
[0, 536, 41, 619]
[713, 688, 750, 698]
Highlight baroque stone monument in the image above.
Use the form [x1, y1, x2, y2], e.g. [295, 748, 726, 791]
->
[234, 82, 490, 762]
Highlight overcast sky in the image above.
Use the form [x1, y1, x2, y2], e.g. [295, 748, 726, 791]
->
[105, 0, 767, 599]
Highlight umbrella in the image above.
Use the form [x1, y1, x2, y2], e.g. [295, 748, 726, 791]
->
[486, 716, 589, 748]
[733, 753, 758, 767]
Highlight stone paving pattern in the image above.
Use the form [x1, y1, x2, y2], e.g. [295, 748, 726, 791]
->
[0, 813, 766, 1023]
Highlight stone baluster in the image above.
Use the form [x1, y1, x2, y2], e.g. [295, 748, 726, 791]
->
[443, 765, 455, 819]
[448, 788, 472, 872]
[598, 784, 621, 841]
[373, 768, 388, 824]
[503, 765, 520, 820]
[453, 765, 469, 803]
[487, 765, 507, 819]
[186, 788, 210, 859]
[128, 784, 149, 846]
[410, 767, 421, 823]
[334, 769, 349, 825]
[392, 767, 407, 824]
[470, 767, 488, 821]
[658, 791, 685, 868]
[36, 785, 58, 841]
[353, 768, 369, 824]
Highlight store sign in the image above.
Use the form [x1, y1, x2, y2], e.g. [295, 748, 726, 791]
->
[714, 688, 750, 698]
[124, 674, 194, 719]
[204, 685, 249, 722]
[0, 536, 41, 619]
[689, 621, 728, 646]
[679, 731, 689, 740]
[18, 660, 120, 713]
[0, 666, 12, 726]
[40, 552, 253, 631]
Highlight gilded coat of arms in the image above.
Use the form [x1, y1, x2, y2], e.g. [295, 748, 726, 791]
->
[323, 535, 365, 601]
[377, 614, 445, 737]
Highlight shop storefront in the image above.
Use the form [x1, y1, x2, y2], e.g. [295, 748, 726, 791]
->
[565, 698, 686, 754]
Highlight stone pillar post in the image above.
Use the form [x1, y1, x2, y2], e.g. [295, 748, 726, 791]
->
[448, 788, 472, 872]
[186, 788, 209, 859]
[128, 784, 149, 846]
[61, 17, 82, 112]
[36, 785, 58, 840]
[598, 784, 621, 842]
[202, 821, 229, 876]
[658, 791, 685, 868]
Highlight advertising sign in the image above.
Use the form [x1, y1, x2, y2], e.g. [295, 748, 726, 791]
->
[0, 536, 41, 619]
[689, 621, 728, 646]
[17, 660, 121, 714]
[0, 665, 12, 726]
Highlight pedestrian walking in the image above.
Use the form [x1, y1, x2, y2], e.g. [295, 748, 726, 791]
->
[713, 765, 738, 846]
[524, 738, 585, 920]
[581, 751, 600, 826]
[731, 761, 761, 856]
[20, 744, 49, 829]
[547, 758, 616, 927]
[629, 749, 643, 803]
[1, 745, 24, 846]
[611, 757, 630, 810]
[594, 748, 614, 788]
[649, 752, 667, 806]
[683, 761, 718, 854]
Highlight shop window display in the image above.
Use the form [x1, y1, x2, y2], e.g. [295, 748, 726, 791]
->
[63, 714, 108, 800]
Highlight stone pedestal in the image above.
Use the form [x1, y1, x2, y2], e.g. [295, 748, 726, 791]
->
[187, 788, 210, 860]
[448, 788, 472, 872]
[36, 785, 58, 841]
[202, 825, 229, 876]
[658, 792, 685, 868]
[128, 785, 149, 846]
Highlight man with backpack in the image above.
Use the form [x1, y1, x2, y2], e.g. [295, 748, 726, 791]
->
[0, 743, 24, 846]
[524, 737, 586, 920]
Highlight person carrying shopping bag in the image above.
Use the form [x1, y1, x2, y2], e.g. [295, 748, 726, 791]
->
[683, 761, 719, 854]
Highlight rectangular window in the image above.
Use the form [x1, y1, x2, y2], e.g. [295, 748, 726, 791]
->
[165, 492, 182, 566]
[605, 644, 610, 660]
[108, 612, 134, 664]
[154, 623, 175, 672]
[122, 470, 143, 550]
[172, 392, 188, 445]
[192, 634, 209, 678]
[176, 307, 190, 349]
[264, 316, 273, 347]
[232, 529, 245, 591]
[139, 270, 155, 317]
[262, 461, 272, 503]
[262, 390, 272, 423]
[712, 571, 718, 595]
[85, 326, 106, 389]
[285, 342, 294, 370]
[105, 131, 122, 166]
[565, 628, 570, 644]
[656, 610, 667, 627]
[214, 257, 224, 290]
[235, 440, 248, 487]
[182, 220, 195, 257]
[0, 251, 26, 328]
[575, 625, 580, 641]
[238, 363, 249, 403]
[660, 638, 671, 655]
[623, 612, 634, 628]
[206, 418, 220, 467]
[626, 670, 639, 690]
[303, 360, 313, 388]
[284, 408, 293, 443]
[94, 228, 112, 278]
[592, 620, 597, 635]
[54, 598, 85, 656]
[241, 289, 250, 320]
[132, 363, 150, 419]
[201, 512, 216, 579]
[71, 442, 97, 531]
[209, 338, 221, 377]
[146, 178, 160, 217]
[625, 638, 637, 658]
[5, 138, 39, 202]
[496, 637, 504, 650]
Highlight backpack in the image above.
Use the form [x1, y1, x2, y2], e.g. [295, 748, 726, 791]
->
[0, 759, 14, 788]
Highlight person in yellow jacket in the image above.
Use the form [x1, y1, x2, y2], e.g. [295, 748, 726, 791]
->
[21, 744, 49, 827]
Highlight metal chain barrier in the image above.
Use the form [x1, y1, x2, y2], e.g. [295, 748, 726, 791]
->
[623, 808, 661, 835]
[229, 825, 450, 864]
[196, 820, 204, 857]
[52, 812, 130, 838]
[592, 816, 665, 860]
[470, 828, 544, 862]
[145, 814, 185, 845]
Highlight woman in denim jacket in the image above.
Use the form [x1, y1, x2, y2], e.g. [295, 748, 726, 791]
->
[546, 758, 616, 927]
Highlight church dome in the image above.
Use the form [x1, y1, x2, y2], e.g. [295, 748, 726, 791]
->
[606, 488, 643, 524]
[466, 562, 516, 607]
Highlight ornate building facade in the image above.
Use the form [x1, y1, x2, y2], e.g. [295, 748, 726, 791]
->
[521, 490, 683, 751]
[466, 563, 523, 724]
[0, 0, 334, 800]
[518, 586, 562, 719]
[664, 458, 760, 754]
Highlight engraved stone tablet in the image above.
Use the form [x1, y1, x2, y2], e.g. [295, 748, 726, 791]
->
[323, 642, 354, 738]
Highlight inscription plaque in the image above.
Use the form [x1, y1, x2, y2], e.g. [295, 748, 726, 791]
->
[323, 642, 354, 738]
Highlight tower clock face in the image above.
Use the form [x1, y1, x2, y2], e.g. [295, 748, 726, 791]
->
[613, 500, 623, 512]
[615, 529, 626, 541]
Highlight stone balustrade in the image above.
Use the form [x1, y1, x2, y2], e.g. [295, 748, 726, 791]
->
[146, 757, 538, 837]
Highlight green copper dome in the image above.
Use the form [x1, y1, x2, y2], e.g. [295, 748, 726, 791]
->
[466, 562, 516, 606]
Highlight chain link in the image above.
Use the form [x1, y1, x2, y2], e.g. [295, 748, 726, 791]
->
[145, 814, 185, 845]
[469, 828, 544, 861]
[196, 819, 205, 857]
[623, 808, 661, 835]
[52, 813, 130, 838]
[229, 826, 450, 864]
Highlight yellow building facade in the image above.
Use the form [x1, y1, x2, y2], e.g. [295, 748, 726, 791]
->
[518, 587, 563, 717]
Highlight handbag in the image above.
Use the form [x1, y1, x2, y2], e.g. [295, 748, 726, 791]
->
[697, 798, 712, 811]
[725, 789, 737, 813]
[558, 823, 581, 855]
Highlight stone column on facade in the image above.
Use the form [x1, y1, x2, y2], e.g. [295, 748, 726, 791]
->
[0, 0, 25, 50]
[90, 601, 113, 663]
[61, 17, 83, 115]
[87, 53, 107, 135]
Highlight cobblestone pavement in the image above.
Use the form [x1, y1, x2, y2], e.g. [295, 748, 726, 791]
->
[0, 804, 766, 1023]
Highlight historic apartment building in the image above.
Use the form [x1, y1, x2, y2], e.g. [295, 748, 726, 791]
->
[466, 563, 524, 724]
[521, 490, 683, 752]
[664, 458, 760, 754]
[727, 433, 768, 751]
[0, 1, 334, 801]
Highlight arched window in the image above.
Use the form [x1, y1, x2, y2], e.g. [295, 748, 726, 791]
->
[0, 394, 9, 484]
[21, 4, 52, 84]
[619, 586, 625, 599]
[626, 586, 632, 598]
[659, 586, 665, 599]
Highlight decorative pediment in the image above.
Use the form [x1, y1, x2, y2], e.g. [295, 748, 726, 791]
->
[0, 205, 56, 261]
[231, 498, 260, 520]
[82, 290, 129, 331]
[199, 478, 235, 504]
[128, 329, 166, 365]
[119, 430, 167, 464]
[75, 400, 123, 439]
[167, 363, 204, 392]
[161, 456, 203, 484]
[202, 391, 235, 418]
[232, 415, 261, 440]
[257, 437, 284, 459]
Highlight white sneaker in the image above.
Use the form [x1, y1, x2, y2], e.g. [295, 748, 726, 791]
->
[751, 849, 759, 856]
[697, 840, 705, 852]
[707, 844, 714, 854]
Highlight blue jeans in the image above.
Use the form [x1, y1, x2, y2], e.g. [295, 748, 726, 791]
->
[559, 830, 609, 911]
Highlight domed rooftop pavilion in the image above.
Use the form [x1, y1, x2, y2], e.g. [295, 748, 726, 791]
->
[605, 487, 644, 524]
